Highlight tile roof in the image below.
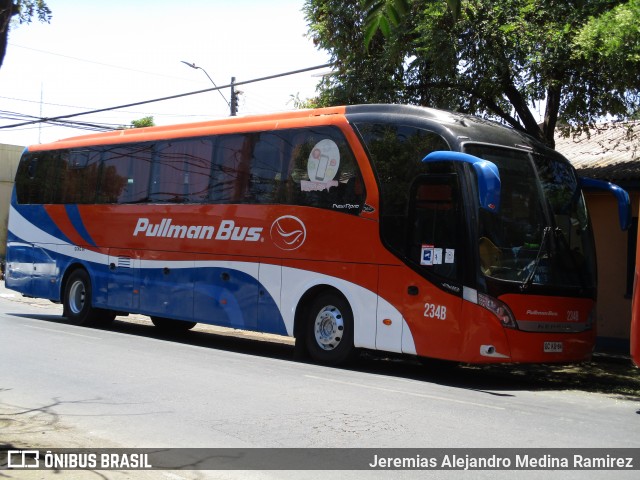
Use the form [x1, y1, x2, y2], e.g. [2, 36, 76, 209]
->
[555, 121, 640, 180]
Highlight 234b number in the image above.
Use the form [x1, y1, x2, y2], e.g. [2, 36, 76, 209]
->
[424, 303, 447, 320]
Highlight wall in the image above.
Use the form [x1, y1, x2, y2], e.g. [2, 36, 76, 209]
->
[0, 144, 24, 258]
[585, 191, 638, 345]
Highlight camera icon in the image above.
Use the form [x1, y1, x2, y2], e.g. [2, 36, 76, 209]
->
[6, 450, 40, 468]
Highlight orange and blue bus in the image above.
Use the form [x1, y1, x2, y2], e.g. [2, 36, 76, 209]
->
[5, 104, 631, 365]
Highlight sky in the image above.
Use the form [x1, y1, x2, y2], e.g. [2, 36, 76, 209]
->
[0, 0, 331, 147]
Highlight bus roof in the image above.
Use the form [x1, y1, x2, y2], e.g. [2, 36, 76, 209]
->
[344, 104, 537, 152]
[28, 104, 539, 153]
[28, 106, 347, 151]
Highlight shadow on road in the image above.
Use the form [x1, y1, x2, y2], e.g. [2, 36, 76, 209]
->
[9, 312, 640, 400]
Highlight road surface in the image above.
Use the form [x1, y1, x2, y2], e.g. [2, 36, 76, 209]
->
[1, 282, 639, 479]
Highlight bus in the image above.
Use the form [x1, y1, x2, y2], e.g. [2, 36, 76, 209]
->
[5, 104, 631, 365]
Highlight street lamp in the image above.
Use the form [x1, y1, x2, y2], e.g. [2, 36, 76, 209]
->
[181, 61, 235, 115]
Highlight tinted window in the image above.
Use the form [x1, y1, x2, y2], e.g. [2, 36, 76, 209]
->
[14, 127, 366, 214]
[150, 138, 214, 203]
[15, 151, 66, 204]
[59, 149, 101, 203]
[210, 127, 365, 213]
[354, 123, 449, 251]
[210, 134, 251, 203]
[287, 127, 365, 214]
[15, 153, 44, 204]
[98, 144, 152, 204]
[248, 132, 287, 203]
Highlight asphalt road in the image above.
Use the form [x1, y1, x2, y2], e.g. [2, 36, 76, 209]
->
[1, 282, 639, 480]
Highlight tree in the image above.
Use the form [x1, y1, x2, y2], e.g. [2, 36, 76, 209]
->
[362, 0, 460, 46]
[130, 116, 155, 128]
[570, 0, 640, 122]
[0, 0, 52, 68]
[304, 0, 640, 147]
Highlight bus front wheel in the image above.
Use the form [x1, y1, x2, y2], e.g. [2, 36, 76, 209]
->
[305, 292, 355, 365]
[63, 269, 115, 327]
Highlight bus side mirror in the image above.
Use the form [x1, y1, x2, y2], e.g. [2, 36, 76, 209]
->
[579, 177, 631, 231]
[423, 151, 501, 212]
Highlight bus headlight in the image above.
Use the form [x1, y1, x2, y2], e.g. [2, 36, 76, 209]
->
[478, 293, 518, 329]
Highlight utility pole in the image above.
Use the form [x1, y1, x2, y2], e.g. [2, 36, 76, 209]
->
[38, 83, 43, 143]
[230, 77, 242, 117]
[230, 77, 237, 116]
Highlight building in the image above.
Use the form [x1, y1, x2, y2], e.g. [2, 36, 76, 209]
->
[556, 121, 639, 352]
[0, 144, 24, 258]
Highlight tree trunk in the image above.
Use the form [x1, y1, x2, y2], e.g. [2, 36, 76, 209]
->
[503, 81, 547, 146]
[0, 0, 19, 69]
[543, 83, 562, 149]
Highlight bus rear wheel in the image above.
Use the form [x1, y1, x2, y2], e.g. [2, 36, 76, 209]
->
[63, 269, 115, 327]
[150, 316, 197, 331]
[305, 292, 355, 365]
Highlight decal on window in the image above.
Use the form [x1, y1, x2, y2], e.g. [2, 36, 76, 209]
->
[301, 139, 340, 192]
[421, 244, 434, 266]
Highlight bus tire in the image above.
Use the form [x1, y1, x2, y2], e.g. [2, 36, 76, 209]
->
[305, 292, 355, 365]
[150, 316, 197, 331]
[63, 269, 115, 327]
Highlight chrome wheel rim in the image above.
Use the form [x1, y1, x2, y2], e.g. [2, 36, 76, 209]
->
[68, 279, 86, 315]
[313, 305, 344, 351]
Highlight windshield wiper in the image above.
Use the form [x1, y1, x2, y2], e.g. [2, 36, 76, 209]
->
[520, 226, 552, 291]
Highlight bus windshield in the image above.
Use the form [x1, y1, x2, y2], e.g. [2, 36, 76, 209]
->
[465, 144, 596, 290]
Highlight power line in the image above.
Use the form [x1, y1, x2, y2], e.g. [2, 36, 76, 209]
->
[0, 109, 123, 131]
[0, 95, 213, 118]
[9, 43, 196, 82]
[0, 63, 332, 131]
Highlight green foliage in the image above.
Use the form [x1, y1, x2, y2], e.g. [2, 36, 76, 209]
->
[130, 116, 155, 128]
[571, 0, 640, 105]
[304, 0, 411, 107]
[362, 0, 409, 48]
[289, 93, 323, 110]
[303, 0, 640, 147]
[12, 0, 52, 24]
[574, 0, 640, 62]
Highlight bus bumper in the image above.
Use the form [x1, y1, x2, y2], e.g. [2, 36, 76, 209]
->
[501, 328, 596, 364]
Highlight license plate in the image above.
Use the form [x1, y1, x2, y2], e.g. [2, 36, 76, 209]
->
[544, 341, 563, 353]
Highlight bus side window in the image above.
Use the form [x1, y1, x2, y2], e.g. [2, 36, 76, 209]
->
[99, 144, 152, 204]
[60, 149, 101, 204]
[287, 127, 365, 214]
[152, 138, 214, 203]
[151, 141, 188, 203]
[187, 139, 215, 203]
[27, 151, 61, 204]
[41, 151, 67, 204]
[210, 134, 251, 204]
[248, 132, 287, 204]
[16, 152, 58, 204]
